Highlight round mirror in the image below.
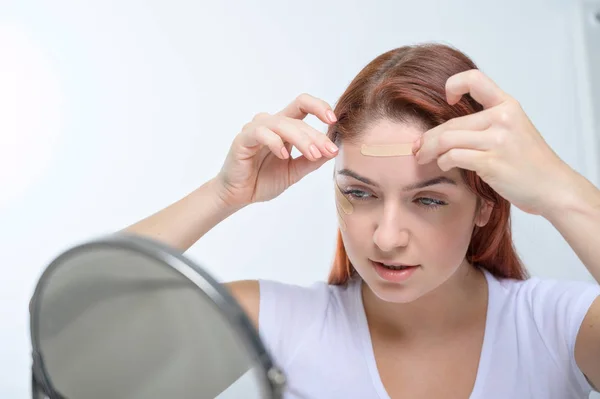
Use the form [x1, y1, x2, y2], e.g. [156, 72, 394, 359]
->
[29, 233, 286, 399]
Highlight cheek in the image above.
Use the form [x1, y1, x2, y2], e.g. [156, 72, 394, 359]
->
[338, 212, 372, 254]
[418, 209, 475, 264]
[337, 210, 381, 272]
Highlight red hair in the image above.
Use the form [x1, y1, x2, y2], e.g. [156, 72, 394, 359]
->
[326, 43, 528, 285]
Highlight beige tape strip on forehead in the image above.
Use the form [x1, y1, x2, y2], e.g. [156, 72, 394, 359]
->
[360, 143, 414, 157]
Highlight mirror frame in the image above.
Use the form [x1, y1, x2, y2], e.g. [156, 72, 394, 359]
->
[29, 232, 286, 399]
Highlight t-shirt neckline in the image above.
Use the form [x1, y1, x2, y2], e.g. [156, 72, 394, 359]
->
[352, 268, 498, 399]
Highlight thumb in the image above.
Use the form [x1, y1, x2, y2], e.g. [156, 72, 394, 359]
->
[289, 155, 330, 186]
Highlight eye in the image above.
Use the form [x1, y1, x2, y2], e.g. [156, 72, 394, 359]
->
[416, 197, 448, 209]
[342, 189, 373, 200]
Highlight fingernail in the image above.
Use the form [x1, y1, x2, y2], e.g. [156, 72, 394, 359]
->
[310, 144, 322, 159]
[327, 142, 339, 153]
[327, 110, 337, 123]
[412, 138, 421, 154]
[281, 147, 289, 159]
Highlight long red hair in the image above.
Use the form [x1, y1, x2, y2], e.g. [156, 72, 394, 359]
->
[326, 43, 528, 285]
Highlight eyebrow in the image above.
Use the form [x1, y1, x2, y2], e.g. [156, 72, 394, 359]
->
[336, 168, 458, 191]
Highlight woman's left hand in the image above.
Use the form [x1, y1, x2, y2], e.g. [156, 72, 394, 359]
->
[413, 69, 578, 217]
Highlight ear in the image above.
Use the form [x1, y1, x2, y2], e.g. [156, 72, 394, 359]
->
[474, 199, 493, 227]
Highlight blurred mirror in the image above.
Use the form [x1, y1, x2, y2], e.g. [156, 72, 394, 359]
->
[29, 233, 285, 399]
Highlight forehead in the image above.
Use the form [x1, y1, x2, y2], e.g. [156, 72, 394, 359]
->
[335, 119, 462, 185]
[360, 119, 423, 143]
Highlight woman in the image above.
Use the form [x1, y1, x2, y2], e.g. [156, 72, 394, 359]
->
[125, 43, 600, 398]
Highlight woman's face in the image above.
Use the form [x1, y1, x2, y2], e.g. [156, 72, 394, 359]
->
[334, 119, 492, 303]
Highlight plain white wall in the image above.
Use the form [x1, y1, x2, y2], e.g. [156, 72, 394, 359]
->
[1, 0, 599, 397]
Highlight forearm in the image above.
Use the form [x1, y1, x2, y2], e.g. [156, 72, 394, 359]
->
[122, 177, 244, 252]
[543, 170, 600, 283]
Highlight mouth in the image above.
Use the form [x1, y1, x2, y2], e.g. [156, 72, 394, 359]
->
[370, 260, 420, 270]
[369, 259, 420, 283]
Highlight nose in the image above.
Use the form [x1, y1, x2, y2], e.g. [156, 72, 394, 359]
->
[372, 206, 410, 252]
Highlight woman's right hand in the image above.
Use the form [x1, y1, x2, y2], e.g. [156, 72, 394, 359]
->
[215, 93, 339, 207]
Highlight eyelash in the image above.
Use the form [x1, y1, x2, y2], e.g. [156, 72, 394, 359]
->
[341, 189, 448, 209]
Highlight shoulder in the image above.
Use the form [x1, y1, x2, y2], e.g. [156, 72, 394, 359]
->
[226, 278, 355, 329]
[486, 271, 600, 393]
[489, 272, 600, 317]
[488, 272, 600, 362]
[489, 271, 600, 328]
[255, 278, 358, 368]
[256, 278, 358, 322]
[256, 278, 339, 330]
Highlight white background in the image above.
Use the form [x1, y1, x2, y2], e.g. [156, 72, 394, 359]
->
[1, 0, 599, 397]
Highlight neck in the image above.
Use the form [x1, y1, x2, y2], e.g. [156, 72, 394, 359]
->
[361, 261, 488, 341]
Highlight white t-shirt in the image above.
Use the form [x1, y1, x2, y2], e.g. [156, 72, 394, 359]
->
[258, 268, 600, 398]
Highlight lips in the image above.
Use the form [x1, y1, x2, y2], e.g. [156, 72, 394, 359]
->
[371, 259, 419, 269]
[370, 260, 420, 282]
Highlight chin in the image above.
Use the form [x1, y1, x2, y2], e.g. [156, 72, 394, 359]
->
[357, 263, 450, 304]
[354, 258, 467, 303]
[354, 268, 426, 303]
[369, 280, 428, 304]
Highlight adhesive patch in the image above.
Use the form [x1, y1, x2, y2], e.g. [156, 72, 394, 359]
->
[334, 183, 353, 214]
[360, 143, 414, 157]
[336, 205, 347, 231]
[333, 180, 352, 231]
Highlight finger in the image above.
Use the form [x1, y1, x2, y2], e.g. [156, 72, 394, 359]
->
[244, 116, 321, 161]
[414, 108, 494, 155]
[238, 120, 295, 159]
[263, 115, 324, 161]
[277, 93, 337, 125]
[284, 141, 293, 155]
[436, 148, 489, 173]
[416, 129, 492, 165]
[293, 119, 339, 157]
[288, 153, 331, 185]
[428, 108, 493, 139]
[253, 126, 289, 160]
[445, 69, 510, 109]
